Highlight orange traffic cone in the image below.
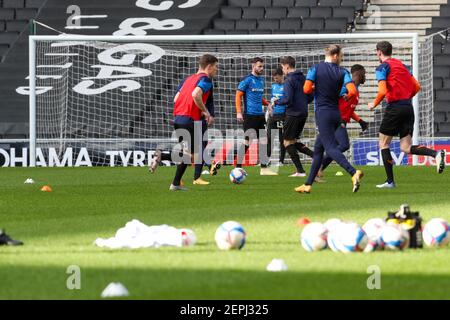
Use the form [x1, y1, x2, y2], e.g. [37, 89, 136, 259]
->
[297, 217, 311, 227]
[40, 185, 52, 192]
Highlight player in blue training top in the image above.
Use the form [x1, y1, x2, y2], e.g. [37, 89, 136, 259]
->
[235, 57, 275, 175]
[295, 44, 364, 194]
[266, 68, 287, 165]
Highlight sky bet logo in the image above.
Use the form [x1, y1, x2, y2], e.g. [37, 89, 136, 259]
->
[365, 149, 408, 166]
[353, 140, 408, 166]
[353, 140, 450, 166]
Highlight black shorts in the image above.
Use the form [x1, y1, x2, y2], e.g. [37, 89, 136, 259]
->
[379, 102, 414, 138]
[243, 114, 266, 140]
[283, 115, 307, 140]
[174, 121, 203, 154]
[267, 114, 285, 131]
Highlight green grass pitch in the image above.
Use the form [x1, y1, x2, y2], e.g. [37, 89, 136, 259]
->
[0, 165, 449, 299]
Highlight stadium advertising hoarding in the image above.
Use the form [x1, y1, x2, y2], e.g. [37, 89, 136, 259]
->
[1, 139, 449, 167]
[353, 139, 450, 166]
[0, 139, 259, 167]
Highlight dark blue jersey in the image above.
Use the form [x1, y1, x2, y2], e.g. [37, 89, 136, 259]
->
[306, 62, 353, 110]
[237, 74, 265, 116]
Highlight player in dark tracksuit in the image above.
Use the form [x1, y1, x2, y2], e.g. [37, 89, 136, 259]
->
[317, 64, 368, 179]
[295, 45, 364, 194]
[272, 56, 314, 177]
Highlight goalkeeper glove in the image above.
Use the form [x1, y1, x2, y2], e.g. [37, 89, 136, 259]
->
[358, 119, 368, 132]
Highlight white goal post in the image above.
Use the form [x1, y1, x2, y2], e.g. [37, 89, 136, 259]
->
[28, 33, 430, 167]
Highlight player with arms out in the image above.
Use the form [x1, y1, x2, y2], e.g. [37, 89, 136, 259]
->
[295, 44, 364, 194]
[316, 64, 369, 181]
[369, 41, 446, 188]
[235, 57, 276, 175]
[169, 54, 218, 191]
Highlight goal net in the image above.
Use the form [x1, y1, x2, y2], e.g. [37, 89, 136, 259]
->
[29, 34, 434, 167]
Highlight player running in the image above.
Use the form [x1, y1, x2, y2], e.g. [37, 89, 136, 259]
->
[235, 57, 276, 175]
[369, 41, 446, 188]
[270, 56, 314, 177]
[150, 76, 221, 179]
[169, 54, 218, 191]
[295, 44, 364, 194]
[316, 64, 369, 181]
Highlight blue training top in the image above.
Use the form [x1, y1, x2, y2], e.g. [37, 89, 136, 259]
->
[306, 62, 353, 111]
[274, 70, 311, 117]
[237, 74, 265, 116]
[271, 83, 286, 115]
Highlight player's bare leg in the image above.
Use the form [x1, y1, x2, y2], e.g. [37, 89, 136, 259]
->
[209, 160, 221, 176]
[351, 170, 364, 193]
[149, 149, 162, 173]
[314, 167, 326, 183]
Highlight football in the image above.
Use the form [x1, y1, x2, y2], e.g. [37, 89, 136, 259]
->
[214, 221, 246, 250]
[229, 168, 247, 184]
[381, 224, 410, 250]
[327, 229, 342, 252]
[362, 218, 386, 252]
[180, 228, 197, 247]
[324, 218, 343, 232]
[300, 222, 328, 252]
[423, 218, 449, 247]
[338, 223, 368, 253]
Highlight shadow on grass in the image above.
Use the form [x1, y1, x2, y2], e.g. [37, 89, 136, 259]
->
[0, 265, 448, 300]
[1, 166, 450, 239]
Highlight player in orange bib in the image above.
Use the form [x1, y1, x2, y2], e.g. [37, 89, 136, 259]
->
[369, 41, 445, 188]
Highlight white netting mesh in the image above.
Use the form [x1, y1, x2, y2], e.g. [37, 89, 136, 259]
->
[417, 35, 435, 148]
[33, 36, 434, 166]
